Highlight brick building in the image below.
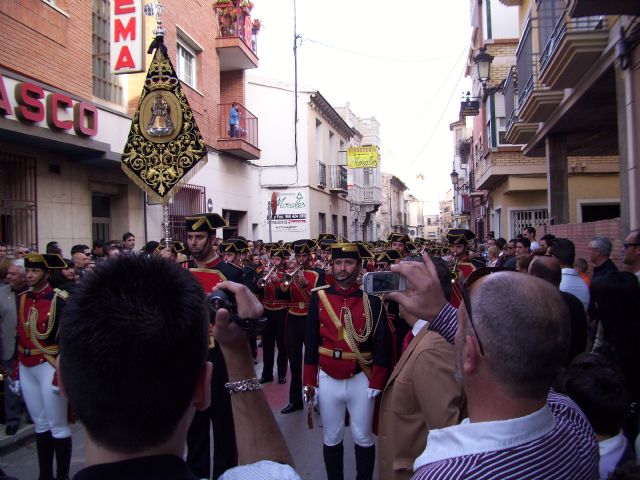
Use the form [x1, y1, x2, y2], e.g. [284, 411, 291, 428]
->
[454, 0, 636, 249]
[0, 0, 262, 254]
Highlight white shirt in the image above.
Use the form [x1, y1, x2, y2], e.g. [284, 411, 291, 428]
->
[412, 319, 428, 337]
[530, 241, 540, 251]
[220, 461, 301, 480]
[560, 268, 590, 311]
[599, 431, 628, 479]
[413, 403, 556, 469]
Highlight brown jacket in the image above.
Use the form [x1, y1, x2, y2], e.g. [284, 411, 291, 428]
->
[378, 326, 465, 480]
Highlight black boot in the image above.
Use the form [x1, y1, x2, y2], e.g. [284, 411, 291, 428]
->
[323, 442, 344, 480]
[354, 444, 375, 480]
[54, 437, 72, 480]
[35, 431, 55, 480]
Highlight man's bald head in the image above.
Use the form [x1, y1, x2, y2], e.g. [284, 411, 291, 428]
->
[469, 271, 569, 398]
[528, 255, 562, 288]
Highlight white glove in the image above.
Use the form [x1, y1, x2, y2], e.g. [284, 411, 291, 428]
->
[367, 388, 381, 399]
[9, 379, 21, 395]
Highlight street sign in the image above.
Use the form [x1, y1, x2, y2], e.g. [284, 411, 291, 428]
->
[347, 146, 379, 169]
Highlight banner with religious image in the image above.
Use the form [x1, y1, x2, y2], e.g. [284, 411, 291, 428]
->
[121, 46, 207, 202]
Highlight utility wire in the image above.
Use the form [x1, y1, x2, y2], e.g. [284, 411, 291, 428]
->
[303, 38, 456, 63]
[408, 52, 468, 167]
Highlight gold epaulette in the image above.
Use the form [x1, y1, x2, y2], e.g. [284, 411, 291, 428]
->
[311, 284, 330, 293]
[18, 289, 29, 296]
[53, 288, 69, 300]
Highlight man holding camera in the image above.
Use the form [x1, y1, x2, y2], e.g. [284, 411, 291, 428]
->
[184, 213, 243, 479]
[303, 242, 391, 480]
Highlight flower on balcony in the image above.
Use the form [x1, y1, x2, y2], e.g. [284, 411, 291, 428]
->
[252, 19, 261, 32]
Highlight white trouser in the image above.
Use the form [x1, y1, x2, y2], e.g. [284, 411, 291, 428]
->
[20, 362, 70, 438]
[318, 370, 375, 447]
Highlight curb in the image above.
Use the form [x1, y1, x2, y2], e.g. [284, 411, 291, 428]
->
[0, 424, 35, 452]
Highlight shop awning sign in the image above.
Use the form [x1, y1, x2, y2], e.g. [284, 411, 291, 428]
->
[347, 146, 379, 169]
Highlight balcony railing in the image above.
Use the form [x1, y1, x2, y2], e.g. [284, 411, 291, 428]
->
[516, 18, 535, 107]
[317, 161, 327, 187]
[349, 185, 382, 205]
[474, 145, 484, 165]
[217, 103, 260, 159]
[504, 66, 519, 134]
[214, 3, 258, 54]
[219, 103, 258, 146]
[327, 165, 348, 193]
[540, 15, 605, 73]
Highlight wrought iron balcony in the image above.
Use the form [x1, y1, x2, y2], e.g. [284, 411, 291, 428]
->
[317, 161, 327, 187]
[327, 165, 348, 194]
[217, 103, 260, 160]
[214, 2, 259, 71]
[538, 4, 608, 88]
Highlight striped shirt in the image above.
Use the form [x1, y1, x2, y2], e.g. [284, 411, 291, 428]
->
[413, 303, 599, 479]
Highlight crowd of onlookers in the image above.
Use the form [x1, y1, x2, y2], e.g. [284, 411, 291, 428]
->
[1, 226, 640, 479]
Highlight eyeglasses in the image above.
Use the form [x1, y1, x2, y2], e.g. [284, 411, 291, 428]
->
[461, 267, 506, 356]
[624, 242, 640, 249]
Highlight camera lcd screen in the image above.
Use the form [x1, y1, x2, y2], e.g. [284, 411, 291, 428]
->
[372, 273, 400, 293]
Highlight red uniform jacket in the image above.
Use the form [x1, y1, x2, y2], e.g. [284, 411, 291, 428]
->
[16, 284, 68, 373]
[303, 283, 391, 390]
[286, 269, 320, 316]
[261, 270, 288, 311]
[450, 260, 476, 308]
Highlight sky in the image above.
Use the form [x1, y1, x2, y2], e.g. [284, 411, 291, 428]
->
[249, 0, 472, 214]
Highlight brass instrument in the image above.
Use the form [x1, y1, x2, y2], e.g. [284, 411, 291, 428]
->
[450, 256, 461, 285]
[257, 264, 278, 288]
[283, 264, 304, 287]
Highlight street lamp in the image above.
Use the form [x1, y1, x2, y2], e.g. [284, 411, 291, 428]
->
[473, 46, 502, 96]
[450, 169, 470, 193]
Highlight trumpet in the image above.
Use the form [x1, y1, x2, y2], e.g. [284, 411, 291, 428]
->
[449, 256, 461, 285]
[283, 264, 304, 287]
[257, 264, 278, 288]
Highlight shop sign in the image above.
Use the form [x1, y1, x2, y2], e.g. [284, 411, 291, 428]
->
[0, 75, 98, 137]
[270, 191, 308, 233]
[347, 146, 379, 169]
[110, 0, 145, 74]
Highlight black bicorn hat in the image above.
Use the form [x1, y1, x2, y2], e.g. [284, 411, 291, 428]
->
[445, 228, 476, 245]
[292, 239, 316, 254]
[24, 253, 68, 270]
[375, 249, 403, 264]
[221, 238, 249, 253]
[185, 213, 227, 233]
[388, 233, 410, 244]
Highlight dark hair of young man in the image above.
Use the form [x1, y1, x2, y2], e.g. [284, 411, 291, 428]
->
[46, 241, 62, 255]
[70, 244, 89, 256]
[548, 237, 575, 266]
[122, 232, 135, 242]
[554, 353, 630, 437]
[540, 233, 556, 243]
[430, 256, 453, 302]
[517, 237, 531, 249]
[59, 255, 208, 452]
[495, 238, 507, 250]
[524, 226, 536, 236]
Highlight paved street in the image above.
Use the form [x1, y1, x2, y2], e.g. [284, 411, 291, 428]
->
[0, 349, 376, 479]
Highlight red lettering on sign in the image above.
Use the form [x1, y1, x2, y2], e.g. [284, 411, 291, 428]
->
[0, 76, 11, 116]
[114, 46, 136, 71]
[46, 93, 74, 131]
[114, 17, 136, 42]
[15, 82, 44, 123]
[114, 0, 135, 15]
[74, 102, 98, 137]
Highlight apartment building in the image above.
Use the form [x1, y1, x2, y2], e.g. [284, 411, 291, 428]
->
[379, 173, 408, 239]
[423, 214, 440, 240]
[335, 106, 383, 242]
[247, 77, 356, 242]
[449, 117, 473, 230]
[459, 0, 638, 243]
[439, 188, 455, 240]
[0, 0, 262, 253]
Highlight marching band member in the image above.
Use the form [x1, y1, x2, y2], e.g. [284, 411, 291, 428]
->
[16, 253, 71, 480]
[303, 243, 391, 480]
[184, 214, 242, 479]
[445, 228, 478, 308]
[258, 248, 288, 384]
[280, 239, 323, 414]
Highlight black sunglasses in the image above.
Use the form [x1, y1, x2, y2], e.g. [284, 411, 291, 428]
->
[461, 267, 506, 356]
